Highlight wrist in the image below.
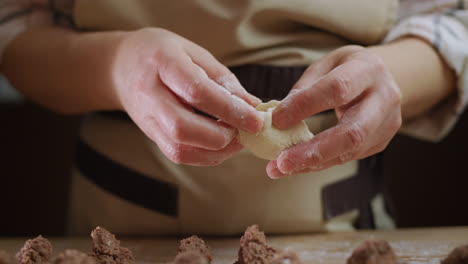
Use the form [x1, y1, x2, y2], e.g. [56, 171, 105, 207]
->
[369, 37, 452, 120]
[69, 30, 129, 111]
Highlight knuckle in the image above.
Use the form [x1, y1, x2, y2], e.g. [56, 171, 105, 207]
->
[182, 79, 204, 105]
[375, 143, 387, 154]
[338, 151, 356, 164]
[281, 152, 297, 165]
[152, 45, 166, 62]
[278, 95, 312, 126]
[205, 133, 231, 151]
[345, 124, 366, 150]
[278, 152, 299, 171]
[152, 45, 182, 69]
[290, 94, 312, 119]
[308, 153, 323, 166]
[216, 72, 237, 90]
[293, 81, 308, 92]
[305, 148, 324, 166]
[220, 98, 233, 118]
[214, 64, 231, 79]
[153, 48, 174, 74]
[168, 118, 187, 144]
[389, 85, 402, 106]
[330, 74, 352, 105]
[167, 145, 186, 164]
[213, 136, 231, 150]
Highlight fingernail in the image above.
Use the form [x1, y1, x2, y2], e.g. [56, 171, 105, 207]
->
[267, 166, 284, 179]
[277, 157, 296, 174]
[268, 172, 281, 180]
[266, 161, 281, 179]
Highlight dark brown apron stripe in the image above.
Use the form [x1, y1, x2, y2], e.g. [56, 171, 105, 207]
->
[75, 140, 179, 217]
[229, 64, 308, 101]
[321, 154, 383, 229]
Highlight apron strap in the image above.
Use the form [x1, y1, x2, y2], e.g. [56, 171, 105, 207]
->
[75, 138, 382, 229]
[76, 140, 179, 217]
[322, 155, 383, 229]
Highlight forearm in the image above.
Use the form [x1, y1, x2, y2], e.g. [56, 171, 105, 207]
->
[369, 37, 456, 120]
[1, 27, 124, 114]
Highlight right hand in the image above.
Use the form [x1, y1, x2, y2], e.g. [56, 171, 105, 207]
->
[109, 28, 263, 166]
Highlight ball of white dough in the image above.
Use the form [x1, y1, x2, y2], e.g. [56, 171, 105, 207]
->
[239, 100, 314, 160]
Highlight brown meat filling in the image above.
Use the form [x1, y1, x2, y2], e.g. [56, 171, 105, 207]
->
[16, 236, 53, 264]
[90, 227, 135, 264]
[347, 240, 397, 264]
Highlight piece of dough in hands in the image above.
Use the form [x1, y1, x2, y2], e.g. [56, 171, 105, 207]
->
[239, 100, 314, 160]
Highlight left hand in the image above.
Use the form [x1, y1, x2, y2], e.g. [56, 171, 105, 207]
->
[267, 45, 402, 178]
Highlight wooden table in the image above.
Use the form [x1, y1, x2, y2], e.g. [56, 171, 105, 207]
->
[1, 227, 467, 264]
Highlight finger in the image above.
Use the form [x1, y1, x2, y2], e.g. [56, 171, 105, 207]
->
[266, 161, 284, 179]
[355, 112, 401, 160]
[333, 82, 401, 162]
[134, 77, 238, 150]
[307, 99, 400, 166]
[159, 54, 263, 133]
[186, 45, 261, 106]
[289, 46, 365, 93]
[266, 160, 320, 179]
[215, 73, 261, 107]
[357, 143, 387, 160]
[158, 78, 239, 150]
[273, 59, 377, 129]
[276, 91, 384, 174]
[152, 120, 244, 166]
[292, 140, 390, 175]
[267, 158, 343, 179]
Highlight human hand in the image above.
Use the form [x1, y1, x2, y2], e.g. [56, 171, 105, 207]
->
[268, 46, 402, 178]
[110, 28, 263, 166]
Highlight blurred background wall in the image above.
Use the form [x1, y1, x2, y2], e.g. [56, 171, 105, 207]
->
[0, 102, 79, 236]
[0, 76, 80, 236]
[0, 78, 467, 236]
[383, 116, 468, 228]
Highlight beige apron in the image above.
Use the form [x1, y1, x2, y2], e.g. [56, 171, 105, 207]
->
[68, 0, 398, 235]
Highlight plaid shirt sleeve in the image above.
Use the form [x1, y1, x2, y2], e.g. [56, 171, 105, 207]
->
[385, 0, 468, 141]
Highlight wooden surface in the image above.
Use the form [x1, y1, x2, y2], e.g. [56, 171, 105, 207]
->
[1, 227, 467, 264]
